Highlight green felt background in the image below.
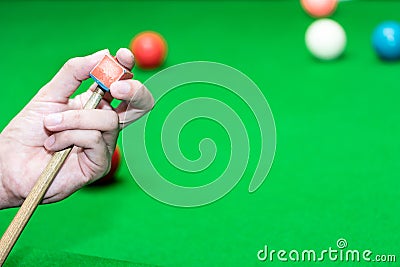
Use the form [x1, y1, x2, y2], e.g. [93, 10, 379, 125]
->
[7, 247, 157, 267]
[0, 0, 399, 266]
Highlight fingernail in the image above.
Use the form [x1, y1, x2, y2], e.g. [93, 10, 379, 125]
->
[45, 113, 63, 126]
[113, 81, 131, 94]
[44, 135, 55, 148]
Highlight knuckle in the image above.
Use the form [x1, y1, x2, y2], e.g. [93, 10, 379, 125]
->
[92, 131, 103, 145]
[131, 81, 143, 99]
[72, 110, 81, 122]
[133, 80, 142, 89]
[110, 111, 119, 130]
[63, 110, 80, 128]
[135, 83, 155, 112]
[141, 88, 155, 112]
[60, 131, 71, 143]
[63, 57, 79, 71]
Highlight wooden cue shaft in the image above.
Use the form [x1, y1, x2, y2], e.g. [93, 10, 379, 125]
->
[0, 86, 105, 265]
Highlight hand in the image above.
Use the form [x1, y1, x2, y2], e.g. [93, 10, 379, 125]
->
[0, 48, 154, 209]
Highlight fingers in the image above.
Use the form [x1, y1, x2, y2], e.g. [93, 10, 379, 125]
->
[115, 48, 135, 70]
[44, 129, 104, 150]
[44, 130, 108, 168]
[111, 80, 154, 110]
[110, 80, 155, 127]
[36, 49, 110, 102]
[68, 80, 154, 130]
[68, 48, 136, 109]
[44, 109, 119, 132]
[90, 48, 135, 102]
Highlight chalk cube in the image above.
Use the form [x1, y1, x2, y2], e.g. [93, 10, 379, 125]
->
[90, 54, 133, 92]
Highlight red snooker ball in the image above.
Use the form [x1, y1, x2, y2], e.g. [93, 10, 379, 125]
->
[301, 0, 337, 18]
[92, 145, 121, 185]
[130, 31, 167, 70]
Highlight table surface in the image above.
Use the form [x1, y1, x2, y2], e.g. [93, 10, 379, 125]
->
[0, 1, 399, 266]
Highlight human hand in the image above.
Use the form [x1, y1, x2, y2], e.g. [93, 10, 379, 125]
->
[0, 48, 154, 209]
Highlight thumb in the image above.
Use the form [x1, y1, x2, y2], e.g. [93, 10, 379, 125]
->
[36, 49, 110, 102]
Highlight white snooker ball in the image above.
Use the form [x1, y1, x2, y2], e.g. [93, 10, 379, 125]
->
[305, 19, 346, 60]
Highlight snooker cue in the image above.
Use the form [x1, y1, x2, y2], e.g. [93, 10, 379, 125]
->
[0, 86, 105, 265]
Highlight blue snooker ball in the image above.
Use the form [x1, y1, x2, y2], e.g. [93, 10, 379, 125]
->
[372, 21, 400, 60]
